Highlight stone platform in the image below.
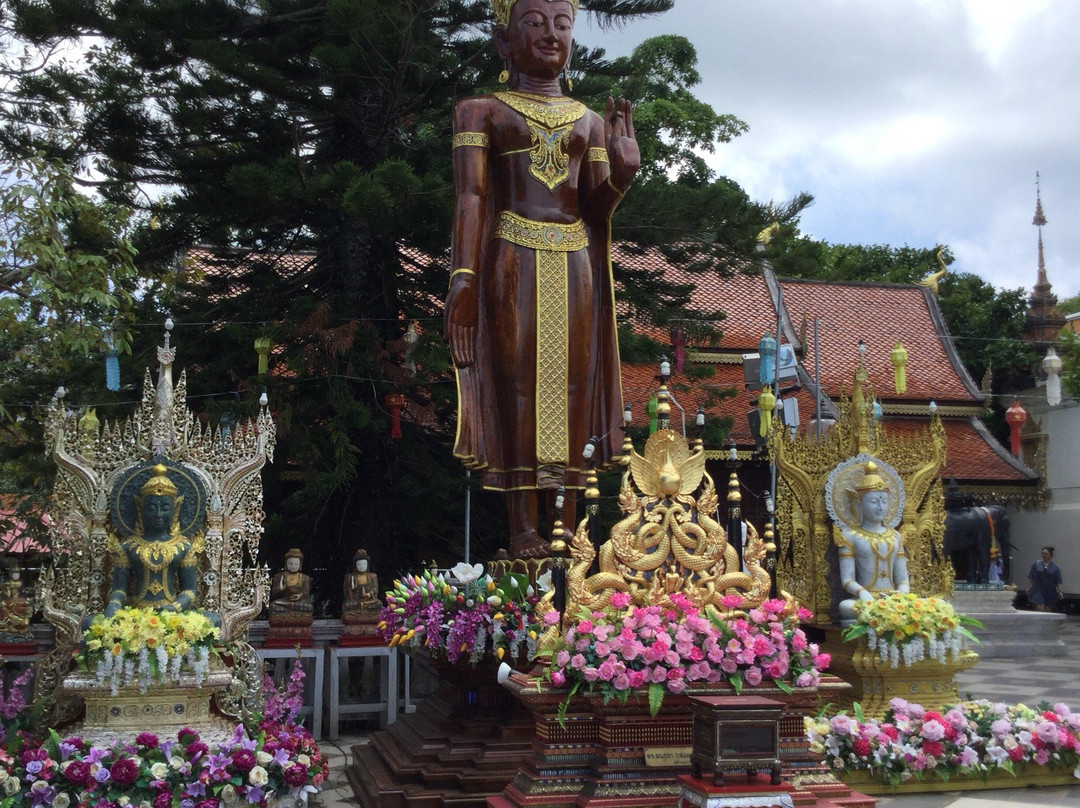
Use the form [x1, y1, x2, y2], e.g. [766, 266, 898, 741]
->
[950, 587, 1066, 658]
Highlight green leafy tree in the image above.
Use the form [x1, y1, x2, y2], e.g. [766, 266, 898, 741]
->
[0, 154, 141, 414]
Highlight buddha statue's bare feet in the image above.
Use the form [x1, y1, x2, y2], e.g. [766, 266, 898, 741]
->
[509, 529, 551, 560]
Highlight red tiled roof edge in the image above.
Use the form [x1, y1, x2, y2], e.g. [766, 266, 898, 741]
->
[966, 415, 1038, 481]
[919, 286, 985, 401]
[764, 266, 803, 354]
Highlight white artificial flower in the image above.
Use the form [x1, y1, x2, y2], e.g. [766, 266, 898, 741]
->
[248, 766, 269, 787]
[450, 562, 484, 584]
[170, 755, 186, 769]
[53, 793, 72, 808]
[297, 754, 311, 767]
[257, 750, 273, 766]
[535, 571, 553, 593]
[150, 762, 169, 779]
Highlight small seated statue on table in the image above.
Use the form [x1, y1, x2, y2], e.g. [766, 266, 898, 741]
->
[835, 460, 910, 624]
[0, 564, 33, 647]
[103, 464, 216, 622]
[340, 549, 381, 641]
[265, 547, 314, 647]
[268, 548, 314, 624]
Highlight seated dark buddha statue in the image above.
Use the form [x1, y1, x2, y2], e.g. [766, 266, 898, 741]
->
[105, 464, 208, 618]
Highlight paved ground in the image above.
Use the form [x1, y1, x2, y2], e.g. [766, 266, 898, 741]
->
[313, 615, 1080, 808]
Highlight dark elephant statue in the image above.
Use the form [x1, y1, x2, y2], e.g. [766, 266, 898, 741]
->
[944, 504, 1011, 584]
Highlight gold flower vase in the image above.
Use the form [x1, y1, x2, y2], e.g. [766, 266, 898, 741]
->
[825, 628, 978, 718]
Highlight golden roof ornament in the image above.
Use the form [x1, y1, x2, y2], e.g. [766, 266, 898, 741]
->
[492, 0, 578, 27]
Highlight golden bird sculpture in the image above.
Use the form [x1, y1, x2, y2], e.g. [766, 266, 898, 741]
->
[628, 429, 707, 500]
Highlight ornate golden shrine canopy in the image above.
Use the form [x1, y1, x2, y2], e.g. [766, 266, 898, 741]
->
[37, 321, 274, 719]
[770, 356, 953, 623]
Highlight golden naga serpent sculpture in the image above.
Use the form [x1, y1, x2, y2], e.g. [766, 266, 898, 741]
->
[538, 429, 772, 652]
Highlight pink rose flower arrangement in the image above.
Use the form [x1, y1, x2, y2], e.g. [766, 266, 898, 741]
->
[545, 593, 829, 716]
[805, 697, 1080, 787]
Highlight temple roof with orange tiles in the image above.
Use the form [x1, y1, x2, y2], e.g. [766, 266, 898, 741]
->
[184, 244, 1038, 494]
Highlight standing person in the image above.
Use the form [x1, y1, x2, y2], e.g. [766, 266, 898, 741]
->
[988, 547, 1004, 584]
[444, 0, 639, 559]
[1027, 546, 1063, 612]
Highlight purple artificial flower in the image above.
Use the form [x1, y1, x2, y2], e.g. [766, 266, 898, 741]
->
[110, 757, 139, 786]
[245, 786, 264, 803]
[136, 732, 160, 748]
[231, 749, 257, 773]
[273, 748, 292, 767]
[94, 767, 112, 784]
[206, 752, 232, 781]
[28, 782, 55, 807]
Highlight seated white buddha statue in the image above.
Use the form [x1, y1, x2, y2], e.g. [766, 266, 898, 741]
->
[835, 460, 910, 624]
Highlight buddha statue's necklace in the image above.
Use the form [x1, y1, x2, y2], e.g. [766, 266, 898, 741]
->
[129, 533, 188, 572]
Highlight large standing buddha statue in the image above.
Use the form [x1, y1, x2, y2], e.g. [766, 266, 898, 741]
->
[443, 0, 639, 559]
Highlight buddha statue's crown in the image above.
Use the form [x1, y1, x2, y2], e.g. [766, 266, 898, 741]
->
[492, 0, 578, 28]
[285, 547, 304, 563]
[853, 460, 889, 494]
[140, 463, 178, 498]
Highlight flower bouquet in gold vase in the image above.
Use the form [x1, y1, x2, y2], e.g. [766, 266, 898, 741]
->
[842, 593, 981, 668]
[79, 606, 220, 694]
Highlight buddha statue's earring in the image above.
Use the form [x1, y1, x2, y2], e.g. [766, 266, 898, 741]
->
[498, 59, 509, 84]
[562, 49, 574, 92]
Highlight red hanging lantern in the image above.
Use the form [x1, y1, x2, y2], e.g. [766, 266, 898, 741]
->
[1004, 398, 1027, 456]
[386, 393, 405, 439]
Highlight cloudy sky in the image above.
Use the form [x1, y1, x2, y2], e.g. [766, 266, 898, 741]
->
[577, 0, 1079, 301]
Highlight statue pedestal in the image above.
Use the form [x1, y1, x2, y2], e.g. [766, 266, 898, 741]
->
[340, 611, 381, 645]
[0, 640, 38, 655]
[264, 623, 315, 648]
[62, 667, 235, 744]
[823, 628, 978, 718]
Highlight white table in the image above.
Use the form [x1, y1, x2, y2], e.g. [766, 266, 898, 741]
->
[327, 644, 397, 740]
[255, 646, 325, 740]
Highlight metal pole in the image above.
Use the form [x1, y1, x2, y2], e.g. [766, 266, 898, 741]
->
[464, 469, 471, 565]
[814, 317, 822, 437]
